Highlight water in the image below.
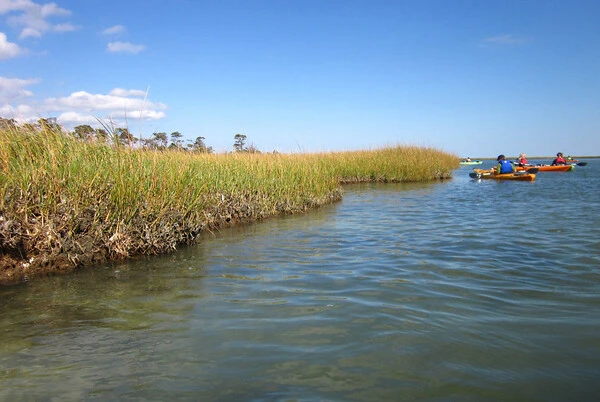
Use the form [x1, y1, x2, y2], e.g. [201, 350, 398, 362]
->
[2, 160, 600, 401]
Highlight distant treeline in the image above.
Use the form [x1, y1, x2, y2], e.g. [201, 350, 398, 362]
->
[0, 117, 262, 154]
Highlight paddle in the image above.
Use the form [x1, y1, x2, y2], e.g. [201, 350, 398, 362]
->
[525, 168, 539, 174]
[576, 162, 587, 166]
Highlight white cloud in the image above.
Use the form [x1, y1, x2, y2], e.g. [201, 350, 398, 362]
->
[0, 31, 24, 59]
[0, 74, 40, 120]
[43, 89, 167, 125]
[109, 88, 147, 97]
[0, 102, 35, 119]
[0, 75, 40, 103]
[107, 41, 146, 54]
[53, 22, 77, 33]
[101, 25, 126, 35]
[482, 34, 528, 46]
[19, 27, 40, 38]
[39, 2, 69, 17]
[0, 0, 78, 39]
[1, 80, 167, 127]
[0, 1, 31, 14]
[45, 90, 166, 112]
[55, 111, 99, 124]
[137, 110, 166, 120]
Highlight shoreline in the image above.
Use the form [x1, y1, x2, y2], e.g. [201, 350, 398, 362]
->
[0, 190, 343, 285]
[1, 129, 458, 285]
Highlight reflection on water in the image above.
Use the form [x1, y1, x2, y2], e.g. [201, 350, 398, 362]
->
[2, 161, 600, 400]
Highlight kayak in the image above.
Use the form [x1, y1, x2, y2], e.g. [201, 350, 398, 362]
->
[470, 169, 536, 181]
[460, 160, 483, 165]
[470, 172, 536, 181]
[515, 164, 574, 172]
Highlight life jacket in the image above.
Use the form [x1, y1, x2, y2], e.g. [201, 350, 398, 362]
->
[499, 159, 513, 173]
[553, 157, 566, 165]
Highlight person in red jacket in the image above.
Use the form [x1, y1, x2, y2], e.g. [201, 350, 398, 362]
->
[552, 152, 567, 165]
[516, 153, 529, 166]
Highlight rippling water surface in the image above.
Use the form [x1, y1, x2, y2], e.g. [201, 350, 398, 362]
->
[2, 159, 600, 401]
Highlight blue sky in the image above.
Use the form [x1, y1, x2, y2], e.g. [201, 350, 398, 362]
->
[1, 0, 599, 156]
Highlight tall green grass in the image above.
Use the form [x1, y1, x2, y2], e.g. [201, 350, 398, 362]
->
[0, 126, 458, 284]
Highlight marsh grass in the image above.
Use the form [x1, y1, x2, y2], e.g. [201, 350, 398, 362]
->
[0, 126, 458, 284]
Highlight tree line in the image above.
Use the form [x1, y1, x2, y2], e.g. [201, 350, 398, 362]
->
[1, 117, 261, 154]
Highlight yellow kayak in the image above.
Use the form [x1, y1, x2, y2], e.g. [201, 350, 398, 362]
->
[471, 168, 537, 181]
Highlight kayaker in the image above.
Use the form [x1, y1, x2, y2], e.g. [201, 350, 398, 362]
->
[464, 157, 471, 162]
[516, 153, 528, 166]
[551, 152, 567, 166]
[496, 154, 515, 174]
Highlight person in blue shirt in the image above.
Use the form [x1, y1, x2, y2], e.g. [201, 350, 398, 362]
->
[495, 154, 515, 174]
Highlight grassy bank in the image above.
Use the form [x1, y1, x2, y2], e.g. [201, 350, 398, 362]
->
[1, 126, 458, 284]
